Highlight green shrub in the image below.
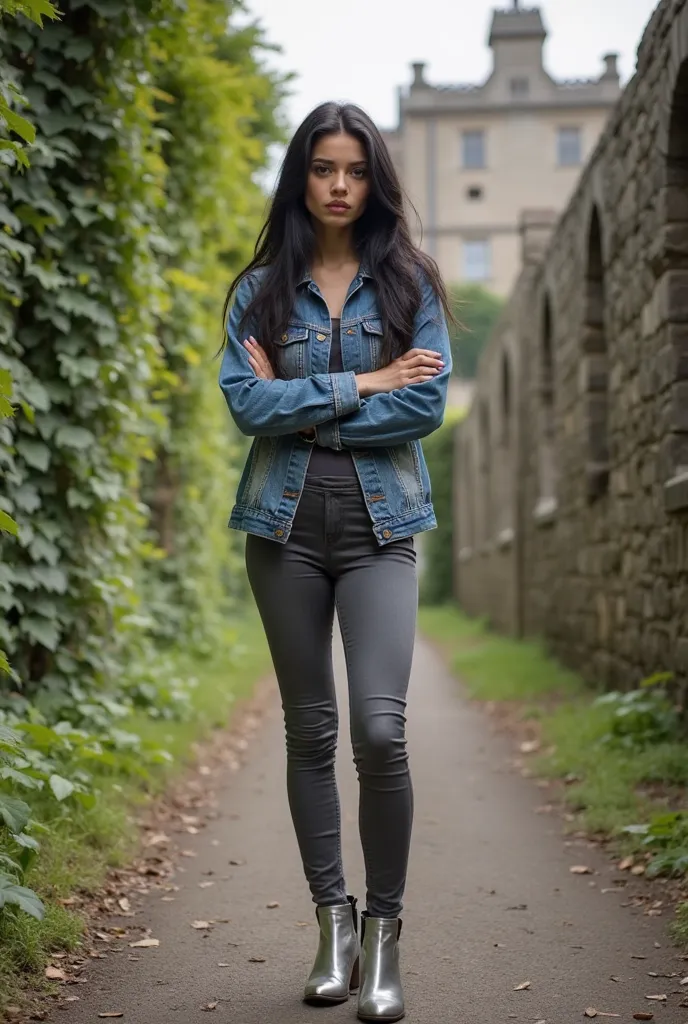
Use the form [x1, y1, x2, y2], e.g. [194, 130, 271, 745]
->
[420, 408, 464, 605]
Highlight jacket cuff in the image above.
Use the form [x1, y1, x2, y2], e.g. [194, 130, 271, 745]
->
[331, 371, 360, 418]
[315, 417, 340, 450]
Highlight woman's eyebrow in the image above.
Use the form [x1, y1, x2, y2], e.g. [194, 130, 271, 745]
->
[311, 158, 368, 167]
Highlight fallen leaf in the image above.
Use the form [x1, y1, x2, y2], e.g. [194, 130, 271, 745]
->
[181, 849, 197, 858]
[610, 976, 620, 982]
[570, 865, 593, 875]
[619, 856, 634, 870]
[45, 966, 66, 981]
[98, 1014, 124, 1019]
[146, 832, 169, 846]
[128, 938, 159, 948]
[585, 1010, 598, 1018]
[118, 898, 130, 912]
[192, 921, 211, 930]
[631, 954, 647, 960]
[631, 864, 646, 876]
[199, 881, 215, 889]
[681, 977, 688, 986]
[520, 740, 540, 754]
[633, 1015, 654, 1021]
[266, 901, 280, 909]
[217, 963, 231, 968]
[645, 995, 666, 1002]
[514, 980, 531, 990]
[248, 956, 266, 963]
[202, 1002, 218, 1012]
[229, 859, 244, 866]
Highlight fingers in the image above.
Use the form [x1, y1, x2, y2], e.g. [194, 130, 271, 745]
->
[401, 348, 444, 365]
[403, 371, 438, 385]
[244, 337, 275, 379]
[248, 354, 269, 379]
[401, 349, 445, 373]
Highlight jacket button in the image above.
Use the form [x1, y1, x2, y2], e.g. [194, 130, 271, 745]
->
[346, 329, 355, 335]
[316, 333, 326, 341]
[281, 333, 288, 341]
[382, 529, 392, 539]
[274, 528, 284, 538]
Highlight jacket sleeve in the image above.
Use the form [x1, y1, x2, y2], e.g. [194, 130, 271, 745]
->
[218, 275, 361, 437]
[314, 274, 452, 449]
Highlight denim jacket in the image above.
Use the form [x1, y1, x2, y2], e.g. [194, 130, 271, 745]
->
[218, 265, 452, 546]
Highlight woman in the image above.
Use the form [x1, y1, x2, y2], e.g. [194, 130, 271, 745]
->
[219, 101, 452, 1022]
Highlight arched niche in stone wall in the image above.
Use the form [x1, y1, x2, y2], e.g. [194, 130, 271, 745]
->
[658, 16, 688, 513]
[500, 349, 512, 447]
[582, 204, 610, 502]
[459, 435, 476, 558]
[478, 397, 492, 547]
[535, 292, 557, 523]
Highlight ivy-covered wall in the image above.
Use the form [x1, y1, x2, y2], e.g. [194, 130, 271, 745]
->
[0, 0, 286, 702]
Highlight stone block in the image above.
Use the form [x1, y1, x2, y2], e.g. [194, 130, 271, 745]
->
[669, 380, 688, 431]
[655, 269, 688, 326]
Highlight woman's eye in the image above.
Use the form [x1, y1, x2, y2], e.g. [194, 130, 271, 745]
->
[351, 168, 367, 179]
[313, 165, 330, 176]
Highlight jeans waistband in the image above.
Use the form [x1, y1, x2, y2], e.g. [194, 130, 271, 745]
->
[302, 475, 362, 495]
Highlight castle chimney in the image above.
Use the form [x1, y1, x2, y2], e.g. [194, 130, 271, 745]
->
[411, 62, 427, 88]
[602, 53, 619, 79]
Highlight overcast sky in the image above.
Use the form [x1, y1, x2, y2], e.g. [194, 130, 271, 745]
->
[245, 0, 660, 132]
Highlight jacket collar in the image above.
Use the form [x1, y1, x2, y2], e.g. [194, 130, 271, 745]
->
[297, 263, 373, 287]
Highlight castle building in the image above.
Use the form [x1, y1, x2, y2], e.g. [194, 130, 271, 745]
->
[384, 2, 622, 296]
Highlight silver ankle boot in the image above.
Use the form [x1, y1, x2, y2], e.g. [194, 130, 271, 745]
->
[357, 915, 404, 1022]
[303, 895, 360, 1004]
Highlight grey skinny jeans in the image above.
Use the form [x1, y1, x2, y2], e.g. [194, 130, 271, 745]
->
[245, 476, 417, 919]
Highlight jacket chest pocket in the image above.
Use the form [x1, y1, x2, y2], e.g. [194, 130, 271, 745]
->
[361, 318, 384, 371]
[275, 324, 309, 379]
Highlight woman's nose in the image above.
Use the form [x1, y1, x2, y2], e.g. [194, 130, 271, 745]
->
[331, 172, 348, 194]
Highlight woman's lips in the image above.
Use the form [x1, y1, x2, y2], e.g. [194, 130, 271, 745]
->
[326, 203, 350, 213]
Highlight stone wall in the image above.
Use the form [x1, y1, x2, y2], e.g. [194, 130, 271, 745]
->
[453, 0, 688, 690]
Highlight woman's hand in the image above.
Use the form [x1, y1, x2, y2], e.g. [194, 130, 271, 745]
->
[355, 348, 444, 398]
[244, 337, 275, 381]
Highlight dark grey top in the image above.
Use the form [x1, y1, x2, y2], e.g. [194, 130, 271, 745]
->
[306, 319, 357, 478]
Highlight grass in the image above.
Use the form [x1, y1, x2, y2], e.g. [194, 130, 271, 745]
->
[0, 612, 271, 1015]
[419, 604, 688, 943]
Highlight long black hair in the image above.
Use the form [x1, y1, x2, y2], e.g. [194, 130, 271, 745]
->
[221, 101, 451, 368]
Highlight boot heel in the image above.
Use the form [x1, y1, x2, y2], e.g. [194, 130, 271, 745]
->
[349, 955, 360, 992]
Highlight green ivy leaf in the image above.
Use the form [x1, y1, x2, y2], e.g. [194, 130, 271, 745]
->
[15, 439, 50, 472]
[48, 774, 75, 801]
[1, 108, 36, 145]
[1, 766, 43, 790]
[55, 425, 94, 449]
[0, 794, 31, 834]
[0, 875, 45, 920]
[0, 509, 18, 536]
[0, 203, 22, 234]
[19, 615, 60, 651]
[12, 832, 41, 852]
[31, 565, 68, 593]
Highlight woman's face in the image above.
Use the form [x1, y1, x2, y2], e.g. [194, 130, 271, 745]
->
[305, 132, 370, 230]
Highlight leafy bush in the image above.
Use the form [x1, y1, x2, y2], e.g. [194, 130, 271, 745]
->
[448, 283, 504, 379]
[420, 408, 464, 605]
[594, 673, 680, 750]
[623, 812, 688, 878]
